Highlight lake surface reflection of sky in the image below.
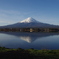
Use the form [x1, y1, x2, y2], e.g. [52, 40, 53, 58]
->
[0, 32, 59, 50]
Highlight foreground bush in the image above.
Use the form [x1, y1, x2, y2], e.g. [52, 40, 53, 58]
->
[0, 47, 59, 59]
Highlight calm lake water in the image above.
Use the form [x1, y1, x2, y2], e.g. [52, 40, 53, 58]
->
[0, 32, 59, 50]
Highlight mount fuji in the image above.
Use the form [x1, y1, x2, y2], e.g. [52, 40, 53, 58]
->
[0, 17, 59, 28]
[19, 17, 38, 23]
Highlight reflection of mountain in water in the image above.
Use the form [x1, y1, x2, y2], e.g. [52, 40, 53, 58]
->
[20, 36, 38, 43]
[0, 32, 59, 43]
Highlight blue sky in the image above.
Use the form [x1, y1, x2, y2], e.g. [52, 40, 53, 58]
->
[0, 0, 59, 26]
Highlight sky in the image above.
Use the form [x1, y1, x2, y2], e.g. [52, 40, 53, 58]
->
[0, 0, 59, 26]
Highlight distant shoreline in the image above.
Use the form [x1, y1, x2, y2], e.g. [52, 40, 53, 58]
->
[0, 28, 59, 32]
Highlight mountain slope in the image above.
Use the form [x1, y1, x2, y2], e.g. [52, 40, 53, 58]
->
[0, 17, 59, 28]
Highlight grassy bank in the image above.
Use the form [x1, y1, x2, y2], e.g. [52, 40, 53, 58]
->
[0, 47, 59, 59]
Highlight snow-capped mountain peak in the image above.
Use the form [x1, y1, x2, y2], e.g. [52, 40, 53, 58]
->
[0, 17, 59, 28]
[19, 17, 38, 23]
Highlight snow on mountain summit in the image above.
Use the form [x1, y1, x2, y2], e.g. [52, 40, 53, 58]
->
[19, 17, 38, 23]
[0, 17, 59, 28]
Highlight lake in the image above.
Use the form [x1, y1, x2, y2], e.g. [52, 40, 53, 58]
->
[0, 32, 59, 50]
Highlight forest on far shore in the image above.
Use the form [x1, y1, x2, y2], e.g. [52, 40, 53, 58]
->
[0, 28, 59, 32]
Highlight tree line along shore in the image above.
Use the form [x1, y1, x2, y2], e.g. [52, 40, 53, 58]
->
[0, 28, 59, 32]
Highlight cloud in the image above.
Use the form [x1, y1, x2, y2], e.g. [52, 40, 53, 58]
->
[0, 10, 21, 15]
[0, 20, 12, 23]
[0, 9, 37, 26]
[0, 9, 28, 25]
